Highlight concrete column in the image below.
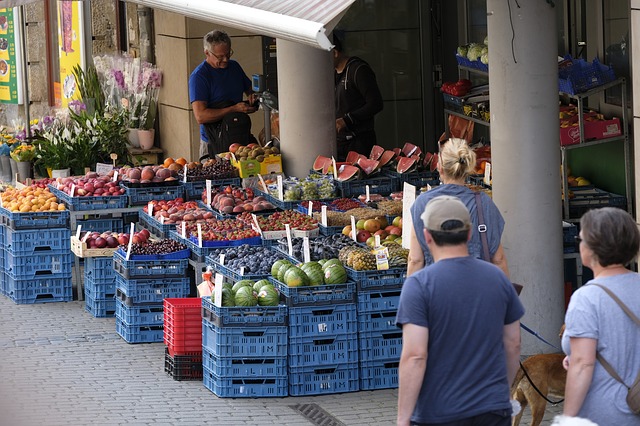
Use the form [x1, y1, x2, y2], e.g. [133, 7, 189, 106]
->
[487, 0, 565, 354]
[631, 1, 640, 217]
[276, 39, 336, 178]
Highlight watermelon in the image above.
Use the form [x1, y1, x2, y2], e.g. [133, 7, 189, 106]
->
[318, 259, 327, 266]
[232, 280, 254, 293]
[357, 157, 380, 176]
[378, 150, 396, 168]
[271, 259, 291, 278]
[345, 151, 361, 165]
[336, 164, 360, 182]
[257, 286, 280, 306]
[221, 287, 235, 307]
[402, 142, 422, 157]
[396, 157, 417, 173]
[283, 266, 310, 287]
[369, 145, 384, 161]
[322, 258, 343, 271]
[305, 267, 325, 286]
[300, 261, 321, 271]
[277, 263, 294, 282]
[253, 279, 271, 292]
[234, 285, 258, 306]
[313, 155, 332, 172]
[324, 264, 348, 284]
[392, 147, 402, 157]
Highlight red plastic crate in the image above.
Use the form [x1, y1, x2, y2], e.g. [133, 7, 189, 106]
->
[164, 298, 203, 356]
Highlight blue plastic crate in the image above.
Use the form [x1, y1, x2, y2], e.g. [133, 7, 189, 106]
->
[115, 299, 164, 325]
[76, 217, 124, 233]
[84, 275, 116, 300]
[357, 288, 402, 313]
[202, 346, 287, 377]
[0, 206, 69, 230]
[455, 53, 489, 72]
[6, 274, 72, 304]
[84, 293, 116, 318]
[115, 276, 190, 306]
[113, 250, 188, 279]
[288, 304, 358, 338]
[357, 310, 398, 333]
[0, 223, 4, 246]
[125, 184, 185, 206]
[358, 330, 403, 362]
[203, 366, 288, 398]
[288, 333, 358, 367]
[383, 169, 439, 189]
[4, 251, 73, 280]
[568, 186, 627, 218]
[563, 223, 578, 244]
[288, 362, 359, 396]
[202, 320, 288, 358]
[558, 57, 616, 95]
[0, 270, 6, 297]
[345, 266, 405, 291]
[48, 185, 128, 211]
[4, 227, 70, 255]
[359, 358, 399, 390]
[84, 256, 116, 283]
[169, 231, 229, 263]
[180, 177, 241, 201]
[207, 254, 281, 283]
[269, 277, 357, 307]
[319, 224, 344, 236]
[201, 297, 287, 327]
[115, 316, 164, 343]
[138, 211, 174, 238]
[334, 175, 397, 198]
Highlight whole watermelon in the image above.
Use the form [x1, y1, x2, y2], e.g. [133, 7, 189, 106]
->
[235, 286, 258, 306]
[257, 286, 280, 306]
[271, 259, 291, 278]
[284, 266, 310, 287]
[253, 279, 271, 292]
[322, 258, 343, 271]
[232, 280, 254, 293]
[277, 263, 294, 282]
[303, 265, 324, 286]
[324, 264, 347, 284]
[221, 287, 235, 307]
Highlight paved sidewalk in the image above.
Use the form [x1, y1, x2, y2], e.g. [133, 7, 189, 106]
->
[0, 295, 563, 426]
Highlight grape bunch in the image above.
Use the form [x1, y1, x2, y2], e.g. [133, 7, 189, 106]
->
[180, 159, 236, 181]
[120, 239, 187, 256]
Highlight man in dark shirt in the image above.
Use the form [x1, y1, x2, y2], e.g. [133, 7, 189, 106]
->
[333, 33, 383, 161]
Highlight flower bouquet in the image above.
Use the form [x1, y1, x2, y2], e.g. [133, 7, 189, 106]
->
[10, 144, 35, 162]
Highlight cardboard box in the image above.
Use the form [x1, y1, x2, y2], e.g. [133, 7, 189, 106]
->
[230, 154, 283, 178]
[260, 154, 283, 175]
[560, 118, 622, 146]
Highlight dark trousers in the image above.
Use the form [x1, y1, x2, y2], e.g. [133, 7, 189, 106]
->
[336, 131, 377, 162]
[411, 410, 511, 426]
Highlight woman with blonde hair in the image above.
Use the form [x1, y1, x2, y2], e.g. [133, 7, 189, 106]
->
[406, 138, 509, 276]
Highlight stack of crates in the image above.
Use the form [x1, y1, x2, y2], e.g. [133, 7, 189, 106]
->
[2, 214, 73, 304]
[353, 268, 406, 390]
[0, 223, 5, 296]
[84, 257, 117, 317]
[164, 298, 203, 381]
[113, 250, 190, 343]
[201, 296, 288, 397]
[272, 276, 360, 396]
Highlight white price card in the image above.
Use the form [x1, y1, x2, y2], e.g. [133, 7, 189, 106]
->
[183, 164, 188, 183]
[277, 175, 284, 201]
[95, 163, 113, 176]
[366, 185, 371, 203]
[303, 237, 311, 263]
[82, 228, 90, 242]
[251, 213, 262, 235]
[308, 201, 313, 217]
[331, 157, 338, 179]
[126, 222, 135, 260]
[219, 254, 225, 265]
[350, 215, 357, 243]
[147, 202, 154, 217]
[113, 170, 119, 182]
[0, 195, 3, 208]
[402, 182, 417, 249]
[285, 224, 293, 256]
[181, 221, 186, 238]
[71, 184, 76, 197]
[75, 225, 82, 238]
[374, 234, 381, 247]
[240, 266, 245, 275]
[206, 180, 212, 206]
[321, 205, 328, 227]
[214, 273, 224, 306]
[197, 223, 203, 248]
[484, 162, 492, 186]
[258, 174, 267, 192]
[160, 215, 165, 224]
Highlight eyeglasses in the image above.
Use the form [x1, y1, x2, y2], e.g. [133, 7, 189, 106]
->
[208, 49, 233, 61]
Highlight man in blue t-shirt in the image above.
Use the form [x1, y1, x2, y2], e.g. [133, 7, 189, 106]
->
[396, 195, 524, 426]
[189, 30, 258, 159]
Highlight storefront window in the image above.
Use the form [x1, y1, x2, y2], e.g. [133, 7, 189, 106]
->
[603, 0, 630, 107]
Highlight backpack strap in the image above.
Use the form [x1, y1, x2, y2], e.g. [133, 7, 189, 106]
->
[474, 191, 491, 262]
[591, 283, 640, 389]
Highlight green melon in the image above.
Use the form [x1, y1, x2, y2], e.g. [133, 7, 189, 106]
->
[253, 279, 271, 292]
[318, 259, 327, 266]
[305, 267, 325, 286]
[257, 286, 280, 306]
[232, 280, 255, 293]
[234, 285, 258, 306]
[322, 258, 343, 271]
[324, 264, 347, 284]
[277, 263, 294, 282]
[271, 259, 291, 277]
[283, 266, 310, 287]
[221, 287, 235, 307]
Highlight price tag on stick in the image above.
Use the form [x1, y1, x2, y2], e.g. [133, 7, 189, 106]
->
[303, 237, 311, 263]
[206, 180, 212, 206]
[308, 201, 313, 217]
[147, 202, 153, 217]
[213, 273, 224, 306]
[71, 184, 76, 197]
[181, 221, 186, 238]
[219, 254, 225, 265]
[126, 222, 135, 260]
[197, 223, 203, 248]
[75, 225, 82, 239]
[366, 185, 371, 203]
[183, 164, 188, 183]
[258, 174, 267, 192]
[332, 157, 338, 180]
[350, 215, 357, 243]
[321, 205, 328, 227]
[113, 170, 118, 182]
[277, 175, 284, 201]
[285, 224, 293, 256]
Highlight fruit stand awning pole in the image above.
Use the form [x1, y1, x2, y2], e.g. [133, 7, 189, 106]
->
[123, 0, 355, 51]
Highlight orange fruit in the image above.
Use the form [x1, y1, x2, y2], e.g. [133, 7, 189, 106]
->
[175, 157, 187, 166]
[163, 157, 175, 168]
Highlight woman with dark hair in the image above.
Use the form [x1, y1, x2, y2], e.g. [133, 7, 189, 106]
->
[562, 207, 640, 424]
[406, 138, 509, 277]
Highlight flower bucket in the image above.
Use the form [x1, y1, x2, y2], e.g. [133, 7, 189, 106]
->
[127, 128, 140, 148]
[0, 155, 11, 182]
[51, 168, 71, 178]
[9, 157, 17, 180]
[138, 129, 155, 150]
[16, 161, 32, 182]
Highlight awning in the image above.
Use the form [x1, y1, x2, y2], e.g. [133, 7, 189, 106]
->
[124, 0, 355, 50]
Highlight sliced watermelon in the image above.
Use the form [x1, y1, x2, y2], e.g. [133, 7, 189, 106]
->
[336, 164, 361, 181]
[392, 147, 402, 157]
[423, 152, 435, 169]
[402, 142, 422, 158]
[369, 145, 385, 161]
[378, 150, 396, 168]
[313, 155, 332, 172]
[429, 153, 439, 172]
[396, 157, 417, 174]
[323, 161, 351, 175]
[357, 157, 380, 176]
[345, 151, 361, 165]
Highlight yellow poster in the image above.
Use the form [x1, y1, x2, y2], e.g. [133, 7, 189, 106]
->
[55, 0, 83, 108]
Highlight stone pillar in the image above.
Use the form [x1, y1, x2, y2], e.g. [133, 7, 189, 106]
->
[276, 39, 336, 178]
[631, 1, 640, 216]
[487, 0, 565, 353]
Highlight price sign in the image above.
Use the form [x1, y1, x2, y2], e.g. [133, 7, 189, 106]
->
[71, 184, 76, 197]
[350, 215, 357, 243]
[181, 222, 186, 238]
[160, 216, 165, 224]
[258, 174, 267, 192]
[321, 205, 328, 227]
[308, 201, 313, 216]
[365, 185, 371, 203]
[214, 273, 224, 306]
[251, 213, 262, 235]
[197, 223, 203, 248]
[276, 175, 284, 201]
[484, 162, 492, 186]
[374, 234, 381, 247]
[147, 202, 154, 217]
[240, 266, 245, 275]
[303, 237, 311, 263]
[331, 157, 338, 179]
[206, 180, 212, 206]
[183, 164, 188, 183]
[126, 222, 135, 260]
[75, 225, 82, 239]
[113, 170, 118, 182]
[219, 254, 225, 265]
[285, 224, 293, 256]
[402, 182, 417, 249]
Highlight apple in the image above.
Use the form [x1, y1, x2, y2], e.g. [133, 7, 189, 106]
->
[392, 216, 402, 228]
[356, 230, 371, 243]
